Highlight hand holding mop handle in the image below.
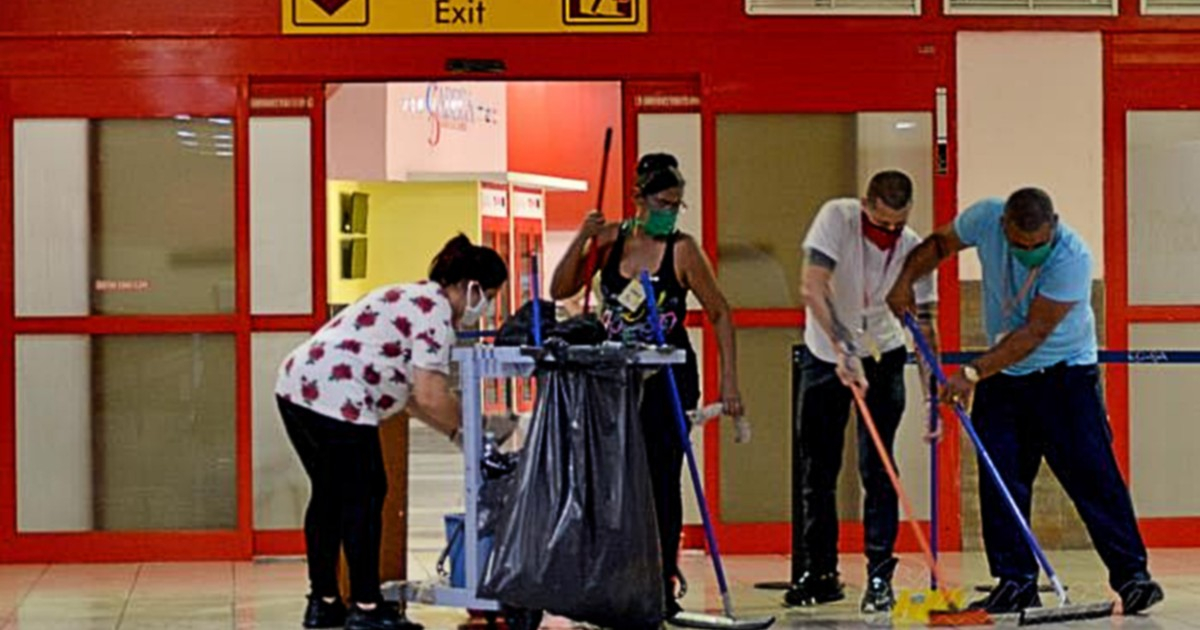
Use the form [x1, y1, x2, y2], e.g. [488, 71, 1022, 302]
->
[640, 271, 737, 618]
[903, 313, 1070, 605]
[581, 128, 614, 315]
[688, 403, 752, 444]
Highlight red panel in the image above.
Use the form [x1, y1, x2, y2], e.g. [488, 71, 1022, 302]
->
[254, 529, 306, 556]
[1138, 517, 1200, 548]
[506, 82, 624, 230]
[936, 38, 963, 553]
[681, 521, 935, 555]
[1105, 40, 1133, 481]
[0, 0, 275, 35]
[1126, 305, 1200, 321]
[17, 0, 1200, 41]
[0, 81, 14, 544]
[0, 532, 250, 563]
[236, 81, 255, 539]
[7, 77, 238, 117]
[13, 316, 240, 334]
[731, 310, 804, 328]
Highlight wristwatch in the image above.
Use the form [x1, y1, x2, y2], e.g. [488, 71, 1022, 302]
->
[962, 363, 981, 384]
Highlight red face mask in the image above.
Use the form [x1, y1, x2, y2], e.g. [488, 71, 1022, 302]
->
[862, 212, 903, 251]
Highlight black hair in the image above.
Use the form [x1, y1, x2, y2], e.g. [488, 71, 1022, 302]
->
[1004, 187, 1057, 232]
[429, 234, 508, 290]
[866, 170, 914, 211]
[635, 152, 685, 197]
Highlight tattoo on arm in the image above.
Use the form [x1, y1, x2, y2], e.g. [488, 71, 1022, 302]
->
[808, 248, 837, 271]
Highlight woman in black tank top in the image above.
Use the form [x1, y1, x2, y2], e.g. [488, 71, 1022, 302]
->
[549, 153, 744, 620]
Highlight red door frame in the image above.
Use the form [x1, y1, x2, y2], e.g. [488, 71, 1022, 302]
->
[1104, 35, 1200, 547]
[247, 82, 328, 557]
[0, 76, 254, 561]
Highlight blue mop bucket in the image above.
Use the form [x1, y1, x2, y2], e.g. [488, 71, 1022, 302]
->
[443, 513, 494, 588]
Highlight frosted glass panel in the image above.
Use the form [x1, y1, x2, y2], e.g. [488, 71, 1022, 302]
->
[252, 117, 313, 315]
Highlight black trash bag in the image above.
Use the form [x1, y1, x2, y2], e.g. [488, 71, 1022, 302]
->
[549, 313, 608, 345]
[479, 347, 665, 628]
[496, 301, 608, 347]
[495, 300, 556, 347]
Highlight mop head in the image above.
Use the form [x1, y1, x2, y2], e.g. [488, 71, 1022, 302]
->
[1018, 600, 1115, 625]
[667, 611, 776, 630]
[893, 588, 992, 626]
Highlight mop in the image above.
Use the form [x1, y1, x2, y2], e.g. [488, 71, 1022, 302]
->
[903, 314, 1116, 626]
[640, 271, 775, 630]
[579, 127, 613, 317]
[825, 321, 986, 627]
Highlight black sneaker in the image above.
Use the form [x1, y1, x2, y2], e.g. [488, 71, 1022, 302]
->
[302, 594, 346, 629]
[1118, 578, 1164, 615]
[784, 571, 845, 607]
[345, 604, 423, 630]
[967, 580, 1041, 614]
[861, 576, 895, 613]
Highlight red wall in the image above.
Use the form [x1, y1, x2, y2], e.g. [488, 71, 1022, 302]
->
[506, 82, 624, 230]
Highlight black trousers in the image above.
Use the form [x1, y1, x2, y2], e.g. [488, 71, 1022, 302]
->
[972, 365, 1150, 590]
[795, 346, 907, 578]
[279, 396, 388, 604]
[639, 357, 700, 603]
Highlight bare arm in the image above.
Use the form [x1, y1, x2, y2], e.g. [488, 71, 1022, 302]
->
[549, 213, 619, 300]
[887, 224, 968, 317]
[406, 368, 461, 438]
[973, 296, 1073, 378]
[800, 249, 843, 351]
[677, 236, 743, 417]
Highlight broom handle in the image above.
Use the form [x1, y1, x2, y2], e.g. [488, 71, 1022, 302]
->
[849, 385, 956, 602]
[904, 314, 1069, 605]
[641, 271, 737, 619]
[930, 374, 940, 590]
[581, 128, 614, 315]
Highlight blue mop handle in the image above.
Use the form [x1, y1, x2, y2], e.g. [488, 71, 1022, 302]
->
[903, 313, 1068, 604]
[531, 251, 542, 347]
[640, 271, 735, 614]
[929, 373, 939, 591]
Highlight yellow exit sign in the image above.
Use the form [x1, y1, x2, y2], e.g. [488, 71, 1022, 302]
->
[285, 0, 646, 34]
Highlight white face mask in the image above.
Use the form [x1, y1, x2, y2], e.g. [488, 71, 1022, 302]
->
[459, 281, 489, 328]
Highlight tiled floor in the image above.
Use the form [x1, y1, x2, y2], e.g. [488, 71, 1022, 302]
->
[0, 549, 1196, 629]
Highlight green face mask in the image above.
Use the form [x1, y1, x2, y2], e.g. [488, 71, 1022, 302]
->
[1011, 240, 1053, 268]
[641, 208, 678, 237]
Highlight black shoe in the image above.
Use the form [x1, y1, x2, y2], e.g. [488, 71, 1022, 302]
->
[481, 449, 518, 480]
[784, 571, 845, 607]
[1118, 578, 1164, 615]
[665, 597, 683, 620]
[345, 604, 423, 630]
[967, 580, 1041, 614]
[303, 594, 346, 629]
[861, 576, 895, 613]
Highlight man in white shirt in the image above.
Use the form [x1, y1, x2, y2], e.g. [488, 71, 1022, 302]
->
[784, 170, 938, 614]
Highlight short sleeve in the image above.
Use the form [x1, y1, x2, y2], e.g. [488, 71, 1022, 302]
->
[953, 198, 1004, 248]
[408, 294, 455, 375]
[803, 201, 848, 263]
[1038, 248, 1091, 304]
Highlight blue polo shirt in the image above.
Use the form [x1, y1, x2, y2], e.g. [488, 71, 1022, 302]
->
[954, 198, 1098, 375]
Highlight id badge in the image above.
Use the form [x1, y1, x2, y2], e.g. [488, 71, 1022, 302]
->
[864, 336, 883, 363]
[617, 279, 647, 312]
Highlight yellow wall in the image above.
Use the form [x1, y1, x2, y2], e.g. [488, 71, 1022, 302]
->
[327, 180, 480, 305]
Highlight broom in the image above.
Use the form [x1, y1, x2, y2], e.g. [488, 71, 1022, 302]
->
[902, 313, 1116, 626]
[580, 127, 613, 317]
[640, 271, 775, 630]
[825, 314, 986, 626]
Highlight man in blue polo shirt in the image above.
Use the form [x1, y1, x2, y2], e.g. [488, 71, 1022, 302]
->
[886, 188, 1163, 615]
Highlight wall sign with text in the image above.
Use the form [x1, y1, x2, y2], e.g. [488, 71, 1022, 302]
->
[285, 0, 646, 34]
